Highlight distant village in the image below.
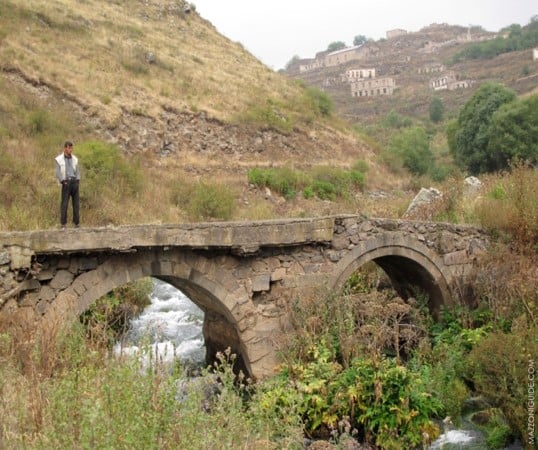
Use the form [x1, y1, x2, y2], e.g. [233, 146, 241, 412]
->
[290, 25, 508, 99]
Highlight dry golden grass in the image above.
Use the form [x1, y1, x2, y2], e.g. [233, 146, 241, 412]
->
[0, 0, 306, 126]
[473, 165, 538, 245]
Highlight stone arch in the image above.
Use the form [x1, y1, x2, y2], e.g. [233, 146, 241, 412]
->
[43, 248, 260, 376]
[331, 234, 453, 315]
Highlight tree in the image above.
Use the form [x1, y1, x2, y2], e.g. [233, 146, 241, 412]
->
[284, 55, 301, 70]
[305, 86, 333, 117]
[327, 41, 346, 52]
[382, 109, 412, 129]
[389, 127, 433, 176]
[487, 93, 538, 169]
[429, 97, 444, 123]
[449, 83, 516, 174]
[353, 35, 367, 46]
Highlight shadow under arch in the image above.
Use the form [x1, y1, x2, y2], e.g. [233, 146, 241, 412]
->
[331, 235, 453, 317]
[61, 249, 253, 376]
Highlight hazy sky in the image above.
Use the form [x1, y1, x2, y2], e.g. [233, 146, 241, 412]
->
[192, 0, 537, 70]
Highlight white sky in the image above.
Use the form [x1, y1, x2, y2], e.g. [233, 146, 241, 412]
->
[192, 0, 537, 70]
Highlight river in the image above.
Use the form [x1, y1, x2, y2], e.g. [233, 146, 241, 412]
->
[114, 278, 205, 368]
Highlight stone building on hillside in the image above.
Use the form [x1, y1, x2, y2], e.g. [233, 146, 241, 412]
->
[418, 62, 444, 74]
[323, 45, 370, 68]
[342, 68, 376, 81]
[299, 58, 323, 73]
[430, 71, 473, 91]
[298, 45, 373, 73]
[351, 77, 396, 97]
[387, 29, 407, 39]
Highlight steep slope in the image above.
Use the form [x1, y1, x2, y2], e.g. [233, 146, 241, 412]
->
[0, 0, 380, 175]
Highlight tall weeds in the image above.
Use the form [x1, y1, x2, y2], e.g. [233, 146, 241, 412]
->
[0, 324, 304, 449]
[475, 163, 538, 250]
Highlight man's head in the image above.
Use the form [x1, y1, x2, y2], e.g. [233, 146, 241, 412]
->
[63, 141, 73, 157]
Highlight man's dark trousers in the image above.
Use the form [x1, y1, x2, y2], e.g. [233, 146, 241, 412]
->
[61, 179, 80, 226]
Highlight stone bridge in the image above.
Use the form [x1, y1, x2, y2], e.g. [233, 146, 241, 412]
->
[0, 215, 488, 378]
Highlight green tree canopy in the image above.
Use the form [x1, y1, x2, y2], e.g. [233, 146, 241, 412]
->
[353, 35, 368, 46]
[449, 83, 516, 174]
[487, 93, 538, 168]
[429, 97, 444, 123]
[327, 41, 346, 52]
[285, 55, 301, 70]
[389, 126, 433, 176]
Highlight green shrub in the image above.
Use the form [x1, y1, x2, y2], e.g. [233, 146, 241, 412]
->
[247, 166, 304, 199]
[304, 86, 333, 117]
[248, 165, 365, 202]
[76, 140, 143, 206]
[382, 109, 413, 129]
[80, 278, 152, 343]
[263, 346, 441, 448]
[479, 410, 515, 449]
[26, 110, 51, 135]
[309, 166, 355, 199]
[302, 186, 314, 199]
[388, 127, 433, 176]
[412, 341, 470, 421]
[467, 327, 538, 445]
[311, 179, 337, 200]
[188, 181, 235, 220]
[429, 97, 444, 123]
[349, 170, 366, 188]
[238, 98, 294, 133]
[429, 164, 453, 182]
[488, 183, 507, 200]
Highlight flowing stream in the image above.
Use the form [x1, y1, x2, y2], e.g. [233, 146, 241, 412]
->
[114, 278, 205, 367]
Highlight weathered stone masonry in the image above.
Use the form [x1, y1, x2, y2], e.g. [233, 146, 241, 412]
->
[0, 215, 488, 378]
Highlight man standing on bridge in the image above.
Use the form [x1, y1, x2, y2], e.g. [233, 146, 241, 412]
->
[55, 141, 80, 229]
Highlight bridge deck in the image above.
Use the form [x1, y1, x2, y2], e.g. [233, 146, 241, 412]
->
[0, 216, 338, 254]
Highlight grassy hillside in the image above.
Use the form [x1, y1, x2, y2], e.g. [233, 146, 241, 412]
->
[1, 0, 297, 122]
[1, 0, 408, 230]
